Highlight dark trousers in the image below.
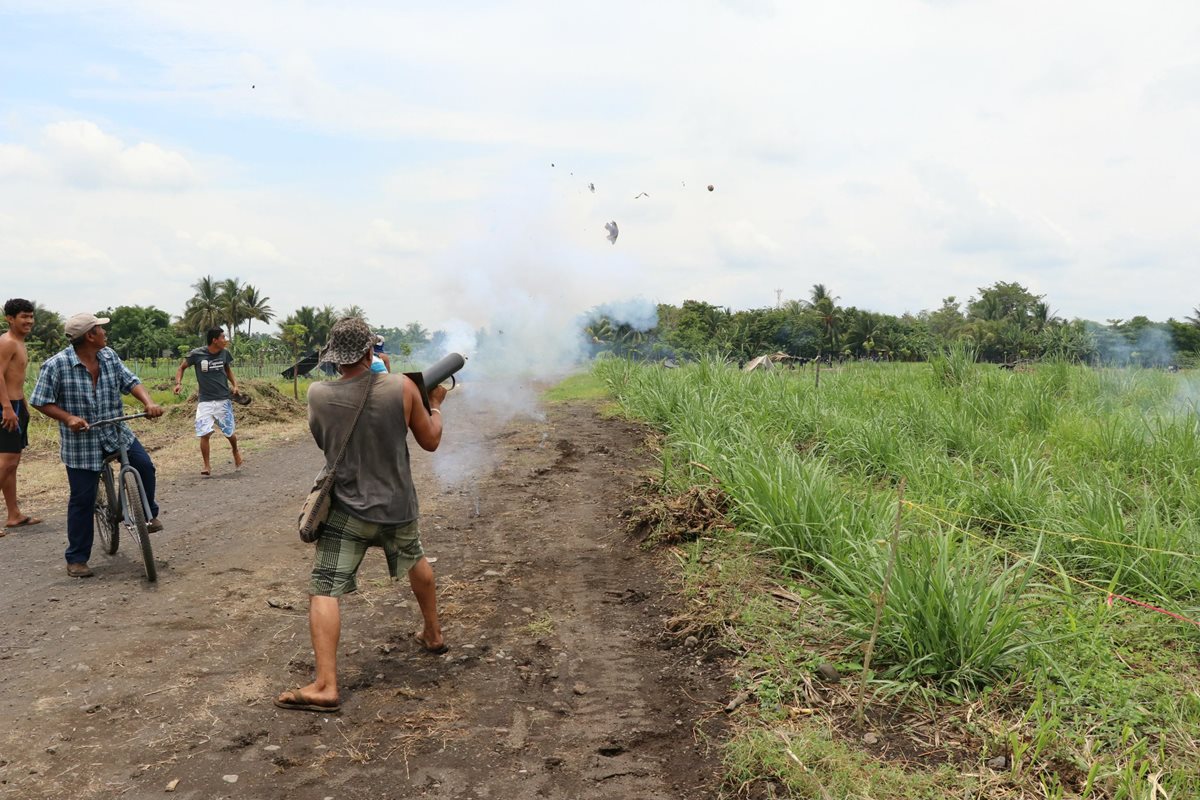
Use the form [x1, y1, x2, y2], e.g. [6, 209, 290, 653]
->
[65, 437, 158, 564]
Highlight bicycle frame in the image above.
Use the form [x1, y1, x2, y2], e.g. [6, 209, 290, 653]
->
[91, 414, 154, 526]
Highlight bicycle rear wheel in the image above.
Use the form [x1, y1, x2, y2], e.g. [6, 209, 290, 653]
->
[94, 464, 120, 555]
[121, 470, 157, 582]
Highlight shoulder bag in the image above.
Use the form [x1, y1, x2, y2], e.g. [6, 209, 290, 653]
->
[297, 373, 376, 543]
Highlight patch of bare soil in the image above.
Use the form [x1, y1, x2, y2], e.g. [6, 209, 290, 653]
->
[0, 391, 729, 799]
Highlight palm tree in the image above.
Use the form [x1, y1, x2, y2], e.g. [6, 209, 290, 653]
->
[1030, 301, 1057, 333]
[806, 285, 842, 354]
[341, 305, 368, 322]
[182, 275, 224, 335]
[808, 283, 838, 307]
[240, 284, 274, 338]
[1187, 306, 1200, 328]
[219, 278, 246, 344]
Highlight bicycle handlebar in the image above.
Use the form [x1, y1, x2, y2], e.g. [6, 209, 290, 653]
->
[85, 412, 150, 429]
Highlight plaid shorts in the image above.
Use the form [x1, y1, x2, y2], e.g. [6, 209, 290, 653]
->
[309, 505, 424, 597]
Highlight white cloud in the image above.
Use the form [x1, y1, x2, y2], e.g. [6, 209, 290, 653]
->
[41, 120, 199, 190]
[189, 231, 286, 264]
[363, 219, 423, 257]
[0, 143, 45, 180]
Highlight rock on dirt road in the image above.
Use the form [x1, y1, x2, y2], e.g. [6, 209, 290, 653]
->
[0, 394, 728, 799]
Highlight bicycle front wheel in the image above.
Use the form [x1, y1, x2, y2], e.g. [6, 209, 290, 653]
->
[121, 470, 157, 582]
[94, 464, 120, 555]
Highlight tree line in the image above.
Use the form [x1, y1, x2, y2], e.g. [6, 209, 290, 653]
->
[3, 275, 439, 365]
[7, 277, 1199, 369]
[584, 282, 1200, 367]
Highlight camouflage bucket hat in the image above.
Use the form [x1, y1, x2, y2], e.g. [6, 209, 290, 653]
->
[319, 317, 375, 365]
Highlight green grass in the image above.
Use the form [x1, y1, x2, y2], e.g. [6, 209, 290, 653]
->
[542, 370, 615, 406]
[597, 355, 1200, 799]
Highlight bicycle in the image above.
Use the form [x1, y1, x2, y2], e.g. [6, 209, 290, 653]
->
[89, 413, 157, 582]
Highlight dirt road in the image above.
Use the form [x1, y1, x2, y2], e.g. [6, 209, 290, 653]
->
[0, 392, 728, 799]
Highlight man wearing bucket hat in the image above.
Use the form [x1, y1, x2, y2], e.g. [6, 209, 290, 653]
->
[30, 312, 164, 578]
[275, 317, 448, 713]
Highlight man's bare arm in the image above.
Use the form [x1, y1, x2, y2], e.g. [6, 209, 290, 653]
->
[224, 364, 238, 395]
[173, 358, 188, 395]
[0, 339, 18, 431]
[405, 377, 445, 452]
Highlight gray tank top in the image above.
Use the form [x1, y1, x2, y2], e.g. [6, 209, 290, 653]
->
[307, 372, 418, 525]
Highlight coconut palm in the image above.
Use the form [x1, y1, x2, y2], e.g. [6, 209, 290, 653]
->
[240, 284, 274, 338]
[218, 278, 246, 343]
[806, 285, 843, 354]
[182, 275, 224, 335]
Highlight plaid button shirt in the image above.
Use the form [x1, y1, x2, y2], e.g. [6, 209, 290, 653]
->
[30, 346, 141, 471]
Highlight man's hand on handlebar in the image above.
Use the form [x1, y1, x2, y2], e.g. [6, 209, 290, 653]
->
[66, 415, 90, 432]
[144, 402, 164, 419]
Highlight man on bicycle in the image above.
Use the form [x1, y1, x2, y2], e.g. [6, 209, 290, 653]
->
[30, 313, 164, 578]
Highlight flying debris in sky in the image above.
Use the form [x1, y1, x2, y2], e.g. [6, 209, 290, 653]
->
[588, 182, 595, 193]
[634, 192, 649, 199]
[707, 184, 715, 191]
[605, 221, 619, 244]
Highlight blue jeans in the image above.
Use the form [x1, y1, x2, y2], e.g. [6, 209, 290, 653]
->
[65, 437, 158, 564]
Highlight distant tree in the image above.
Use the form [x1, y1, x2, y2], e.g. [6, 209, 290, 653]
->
[100, 305, 177, 361]
[182, 275, 224, 335]
[278, 323, 308, 400]
[240, 284, 274, 338]
[280, 306, 336, 351]
[218, 278, 246, 344]
[806, 284, 843, 355]
[967, 282, 1043, 325]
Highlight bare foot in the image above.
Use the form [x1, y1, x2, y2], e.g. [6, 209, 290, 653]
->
[233, 451, 244, 468]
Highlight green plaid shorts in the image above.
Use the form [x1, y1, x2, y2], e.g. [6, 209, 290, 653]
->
[309, 506, 424, 597]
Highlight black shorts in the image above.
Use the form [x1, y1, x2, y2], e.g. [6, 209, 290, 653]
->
[0, 400, 30, 453]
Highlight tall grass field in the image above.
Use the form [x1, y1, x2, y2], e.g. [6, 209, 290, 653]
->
[595, 354, 1200, 799]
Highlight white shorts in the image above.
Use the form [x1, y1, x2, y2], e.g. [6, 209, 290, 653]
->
[195, 400, 236, 438]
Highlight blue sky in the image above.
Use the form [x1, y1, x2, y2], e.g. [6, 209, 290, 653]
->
[2, 0, 1199, 340]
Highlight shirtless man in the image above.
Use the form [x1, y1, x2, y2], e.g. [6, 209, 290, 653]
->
[0, 298, 42, 532]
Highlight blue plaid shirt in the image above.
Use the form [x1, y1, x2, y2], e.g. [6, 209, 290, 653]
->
[30, 346, 141, 471]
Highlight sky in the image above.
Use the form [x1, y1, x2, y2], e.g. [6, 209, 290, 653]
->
[2, 0, 1199, 338]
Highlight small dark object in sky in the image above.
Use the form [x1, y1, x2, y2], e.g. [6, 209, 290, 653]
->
[551, 163, 555, 167]
[604, 220, 618, 244]
[588, 182, 595, 193]
[251, 84, 256, 89]
[707, 184, 714, 191]
[634, 192, 649, 199]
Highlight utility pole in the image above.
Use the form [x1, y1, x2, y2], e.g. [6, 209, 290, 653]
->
[775, 288, 782, 308]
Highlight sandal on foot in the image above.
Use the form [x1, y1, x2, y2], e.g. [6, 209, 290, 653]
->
[273, 689, 340, 713]
[414, 633, 449, 654]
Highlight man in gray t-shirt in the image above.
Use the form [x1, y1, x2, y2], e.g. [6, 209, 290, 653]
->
[174, 327, 243, 476]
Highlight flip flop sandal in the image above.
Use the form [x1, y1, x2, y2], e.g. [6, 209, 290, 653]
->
[273, 689, 340, 713]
